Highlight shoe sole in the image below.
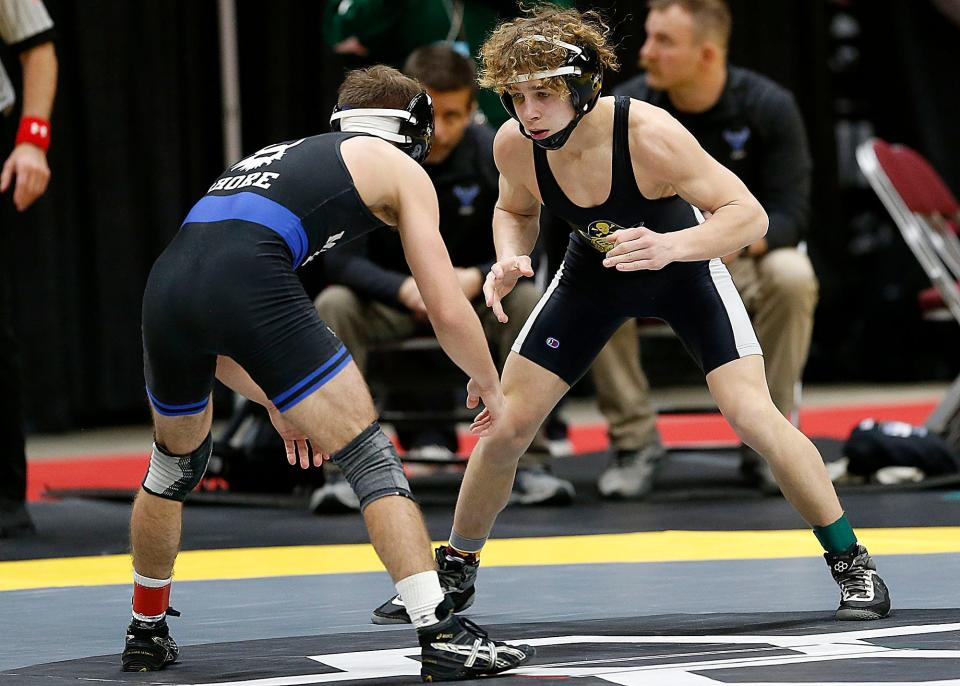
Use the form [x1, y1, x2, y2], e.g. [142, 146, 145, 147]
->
[372, 593, 475, 625]
[121, 655, 174, 672]
[835, 608, 888, 621]
[122, 640, 177, 671]
[122, 663, 157, 672]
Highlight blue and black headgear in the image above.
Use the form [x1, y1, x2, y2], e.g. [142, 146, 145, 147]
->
[499, 35, 603, 150]
[330, 91, 434, 164]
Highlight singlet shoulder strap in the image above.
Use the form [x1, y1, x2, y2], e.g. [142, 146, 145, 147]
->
[532, 129, 571, 212]
[610, 95, 639, 197]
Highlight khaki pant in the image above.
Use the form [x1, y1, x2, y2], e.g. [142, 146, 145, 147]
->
[591, 248, 819, 449]
[315, 282, 552, 465]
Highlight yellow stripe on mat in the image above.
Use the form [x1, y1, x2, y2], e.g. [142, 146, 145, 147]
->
[2, 527, 958, 592]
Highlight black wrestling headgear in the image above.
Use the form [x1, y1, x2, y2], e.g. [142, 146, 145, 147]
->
[330, 91, 434, 163]
[499, 35, 603, 150]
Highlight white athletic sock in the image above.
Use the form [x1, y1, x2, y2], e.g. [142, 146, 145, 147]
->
[395, 571, 445, 629]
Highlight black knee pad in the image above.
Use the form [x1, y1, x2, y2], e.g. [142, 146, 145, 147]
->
[331, 422, 413, 510]
[142, 433, 212, 501]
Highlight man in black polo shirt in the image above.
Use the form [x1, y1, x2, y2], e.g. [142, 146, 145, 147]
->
[315, 43, 574, 510]
[594, 0, 819, 497]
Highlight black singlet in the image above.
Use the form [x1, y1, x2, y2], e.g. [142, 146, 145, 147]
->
[513, 96, 761, 385]
[143, 133, 388, 416]
[185, 132, 383, 267]
[534, 96, 700, 253]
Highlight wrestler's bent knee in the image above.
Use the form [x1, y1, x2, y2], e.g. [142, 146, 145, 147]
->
[331, 422, 413, 510]
[142, 433, 213, 501]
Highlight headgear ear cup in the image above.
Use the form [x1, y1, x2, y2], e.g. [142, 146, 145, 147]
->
[330, 91, 434, 164]
[400, 92, 434, 163]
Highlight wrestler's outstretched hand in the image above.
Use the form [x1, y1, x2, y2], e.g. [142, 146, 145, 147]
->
[466, 377, 504, 436]
[268, 405, 329, 469]
[484, 255, 534, 323]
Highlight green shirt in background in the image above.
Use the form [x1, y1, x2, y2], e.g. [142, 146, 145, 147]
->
[323, 0, 573, 128]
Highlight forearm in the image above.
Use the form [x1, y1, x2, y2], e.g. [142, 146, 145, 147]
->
[215, 356, 272, 408]
[493, 206, 540, 259]
[673, 202, 768, 262]
[19, 42, 57, 120]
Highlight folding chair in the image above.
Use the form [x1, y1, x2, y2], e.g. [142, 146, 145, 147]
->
[856, 138, 960, 449]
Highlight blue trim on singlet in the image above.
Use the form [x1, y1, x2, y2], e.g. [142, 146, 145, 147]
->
[146, 387, 210, 417]
[271, 345, 353, 413]
[181, 192, 309, 267]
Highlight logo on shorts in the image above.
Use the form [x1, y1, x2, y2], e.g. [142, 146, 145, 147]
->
[577, 220, 621, 253]
[231, 139, 305, 172]
[722, 126, 751, 160]
[546, 337, 560, 349]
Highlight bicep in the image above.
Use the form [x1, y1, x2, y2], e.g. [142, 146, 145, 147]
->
[496, 172, 540, 218]
[492, 128, 540, 218]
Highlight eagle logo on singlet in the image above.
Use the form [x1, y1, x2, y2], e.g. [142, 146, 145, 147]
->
[231, 139, 305, 172]
[578, 220, 622, 253]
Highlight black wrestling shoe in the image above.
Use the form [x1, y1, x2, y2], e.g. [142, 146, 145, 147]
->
[825, 544, 891, 620]
[372, 547, 478, 625]
[419, 601, 534, 682]
[121, 609, 180, 671]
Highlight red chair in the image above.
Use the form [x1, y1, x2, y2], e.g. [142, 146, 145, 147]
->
[857, 138, 960, 448]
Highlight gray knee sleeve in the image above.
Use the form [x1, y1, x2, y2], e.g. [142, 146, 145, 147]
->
[331, 422, 412, 510]
[142, 433, 212, 501]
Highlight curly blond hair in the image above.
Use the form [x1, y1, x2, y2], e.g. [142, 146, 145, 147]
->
[478, 4, 619, 98]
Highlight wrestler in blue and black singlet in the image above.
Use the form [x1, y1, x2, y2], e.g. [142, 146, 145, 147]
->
[142, 133, 384, 417]
[512, 96, 762, 384]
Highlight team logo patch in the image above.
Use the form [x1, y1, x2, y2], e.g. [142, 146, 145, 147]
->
[452, 183, 480, 216]
[546, 337, 560, 349]
[232, 139, 305, 172]
[578, 220, 622, 253]
[722, 126, 751, 161]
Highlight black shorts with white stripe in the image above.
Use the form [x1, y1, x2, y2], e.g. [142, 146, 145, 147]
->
[512, 234, 762, 386]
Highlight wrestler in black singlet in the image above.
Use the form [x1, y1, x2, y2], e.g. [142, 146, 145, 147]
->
[513, 96, 761, 384]
[142, 133, 384, 416]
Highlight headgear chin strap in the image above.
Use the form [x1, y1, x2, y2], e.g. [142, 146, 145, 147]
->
[499, 35, 603, 150]
[330, 91, 434, 163]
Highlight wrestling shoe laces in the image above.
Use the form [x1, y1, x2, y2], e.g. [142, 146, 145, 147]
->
[419, 611, 534, 682]
[825, 544, 891, 620]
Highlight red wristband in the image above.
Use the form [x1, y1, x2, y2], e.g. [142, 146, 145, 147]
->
[15, 116, 51, 152]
